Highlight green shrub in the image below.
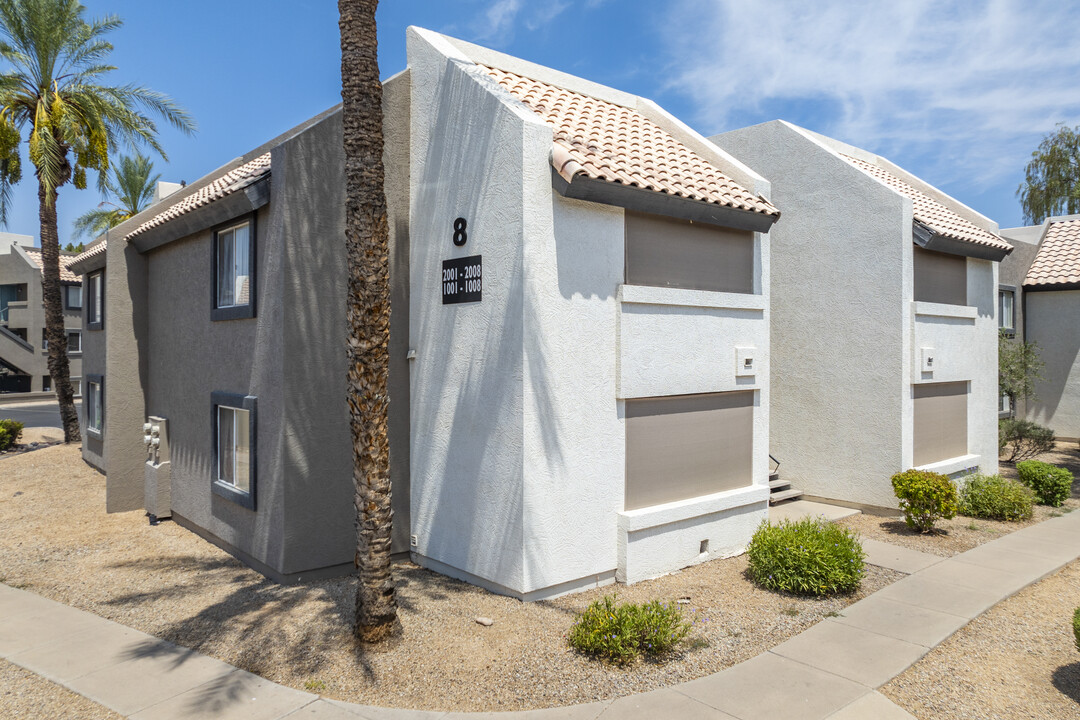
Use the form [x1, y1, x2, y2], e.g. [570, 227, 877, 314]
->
[1074, 607, 1080, 653]
[745, 518, 865, 596]
[892, 469, 959, 533]
[1016, 460, 1074, 507]
[999, 418, 1055, 462]
[958, 474, 1034, 521]
[568, 595, 692, 665]
[0, 419, 22, 451]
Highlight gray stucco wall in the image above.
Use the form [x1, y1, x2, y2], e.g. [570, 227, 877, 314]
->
[103, 237, 150, 512]
[145, 204, 289, 571]
[1026, 290, 1080, 440]
[998, 225, 1042, 339]
[712, 121, 910, 507]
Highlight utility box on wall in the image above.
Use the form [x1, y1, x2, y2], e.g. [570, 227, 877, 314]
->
[144, 416, 171, 524]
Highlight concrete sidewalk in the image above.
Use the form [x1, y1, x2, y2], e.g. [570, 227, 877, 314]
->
[4, 510, 1080, 719]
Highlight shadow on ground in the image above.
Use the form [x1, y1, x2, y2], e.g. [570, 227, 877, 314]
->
[1053, 662, 1080, 704]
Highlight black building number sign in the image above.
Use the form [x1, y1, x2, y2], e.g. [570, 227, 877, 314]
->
[442, 255, 482, 304]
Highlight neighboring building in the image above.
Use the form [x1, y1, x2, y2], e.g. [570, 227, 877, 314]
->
[0, 233, 83, 396]
[1000, 216, 1080, 440]
[77, 27, 781, 598]
[712, 121, 1011, 509]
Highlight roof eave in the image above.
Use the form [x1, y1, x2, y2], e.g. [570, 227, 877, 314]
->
[128, 176, 271, 254]
[69, 252, 106, 275]
[1023, 280, 1080, 292]
[913, 221, 1011, 262]
[552, 167, 779, 233]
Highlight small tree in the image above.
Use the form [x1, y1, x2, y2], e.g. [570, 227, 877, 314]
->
[1017, 123, 1080, 225]
[999, 330, 1044, 416]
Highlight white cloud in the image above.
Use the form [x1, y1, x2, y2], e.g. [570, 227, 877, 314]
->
[664, 0, 1080, 192]
[472, 0, 571, 45]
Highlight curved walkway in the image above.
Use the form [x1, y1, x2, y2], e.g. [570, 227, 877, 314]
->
[4, 509, 1080, 720]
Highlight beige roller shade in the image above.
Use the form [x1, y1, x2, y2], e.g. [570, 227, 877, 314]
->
[625, 210, 754, 294]
[913, 381, 968, 466]
[913, 246, 967, 306]
[625, 391, 754, 511]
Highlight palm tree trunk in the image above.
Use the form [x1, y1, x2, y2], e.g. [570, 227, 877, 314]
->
[38, 180, 81, 443]
[338, 0, 399, 643]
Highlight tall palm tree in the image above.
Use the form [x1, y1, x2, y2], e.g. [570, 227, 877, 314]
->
[0, 0, 194, 442]
[338, 0, 399, 643]
[72, 151, 159, 238]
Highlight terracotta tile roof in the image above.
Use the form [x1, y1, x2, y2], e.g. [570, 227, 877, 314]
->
[842, 155, 1011, 252]
[1025, 218, 1080, 287]
[22, 248, 80, 282]
[72, 239, 107, 265]
[126, 153, 271, 240]
[479, 65, 779, 219]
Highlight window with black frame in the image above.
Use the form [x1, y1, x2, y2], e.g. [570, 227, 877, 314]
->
[212, 217, 255, 321]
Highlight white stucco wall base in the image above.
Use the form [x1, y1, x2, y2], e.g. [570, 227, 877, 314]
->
[618, 486, 769, 584]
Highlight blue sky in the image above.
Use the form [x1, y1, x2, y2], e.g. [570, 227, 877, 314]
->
[5, 0, 1080, 245]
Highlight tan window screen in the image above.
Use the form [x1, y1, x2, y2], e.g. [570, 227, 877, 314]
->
[913, 246, 967, 305]
[625, 210, 754, 293]
[625, 391, 754, 511]
[913, 382, 968, 466]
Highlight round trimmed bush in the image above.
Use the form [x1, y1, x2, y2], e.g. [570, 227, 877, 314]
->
[892, 469, 958, 533]
[746, 518, 865, 596]
[958, 474, 1034, 521]
[1016, 460, 1073, 507]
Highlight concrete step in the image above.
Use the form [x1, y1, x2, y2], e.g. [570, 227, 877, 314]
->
[769, 478, 791, 491]
[769, 471, 780, 482]
[769, 488, 805, 505]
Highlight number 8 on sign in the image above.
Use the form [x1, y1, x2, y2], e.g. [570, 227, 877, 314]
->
[453, 217, 467, 246]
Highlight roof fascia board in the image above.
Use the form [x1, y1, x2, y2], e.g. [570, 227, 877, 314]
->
[1023, 282, 1080, 292]
[635, 98, 771, 200]
[129, 176, 270, 254]
[86, 105, 343, 248]
[914, 221, 1011, 261]
[552, 166, 777, 233]
[69, 252, 106, 275]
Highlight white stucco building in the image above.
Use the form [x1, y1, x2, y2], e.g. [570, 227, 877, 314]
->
[711, 121, 1011, 509]
[406, 29, 780, 599]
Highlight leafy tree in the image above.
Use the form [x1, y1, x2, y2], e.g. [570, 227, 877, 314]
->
[72, 152, 158, 238]
[0, 0, 194, 442]
[338, 0, 399, 642]
[999, 329, 1045, 416]
[1018, 124, 1080, 224]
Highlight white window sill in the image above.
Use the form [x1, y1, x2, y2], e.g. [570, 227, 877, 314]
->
[914, 454, 981, 476]
[619, 284, 765, 311]
[912, 301, 977, 320]
[618, 483, 769, 533]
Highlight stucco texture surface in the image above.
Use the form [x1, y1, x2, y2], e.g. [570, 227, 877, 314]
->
[408, 30, 532, 593]
[146, 204, 288, 572]
[712, 121, 908, 508]
[1026, 290, 1080, 439]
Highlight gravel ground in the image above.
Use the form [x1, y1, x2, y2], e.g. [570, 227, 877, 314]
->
[0, 445, 901, 712]
[0, 658, 122, 720]
[882, 559, 1080, 719]
[837, 443, 1080, 558]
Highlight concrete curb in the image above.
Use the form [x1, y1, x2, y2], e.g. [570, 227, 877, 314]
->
[3, 510, 1080, 719]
